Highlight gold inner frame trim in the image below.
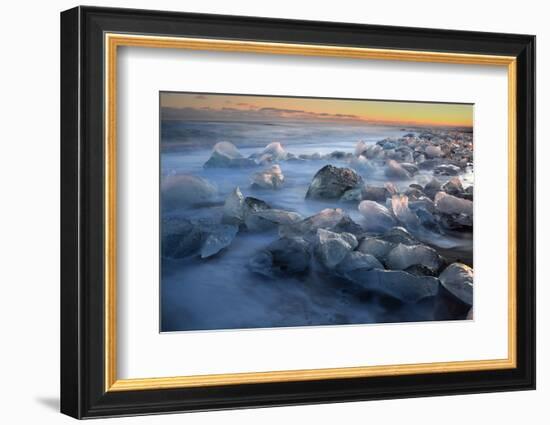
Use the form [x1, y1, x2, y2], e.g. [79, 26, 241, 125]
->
[104, 33, 518, 392]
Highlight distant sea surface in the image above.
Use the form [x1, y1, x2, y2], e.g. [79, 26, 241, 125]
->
[161, 120, 407, 152]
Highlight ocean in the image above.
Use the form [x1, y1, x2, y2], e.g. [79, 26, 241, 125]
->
[160, 120, 472, 332]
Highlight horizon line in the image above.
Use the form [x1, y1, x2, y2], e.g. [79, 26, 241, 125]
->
[160, 115, 474, 129]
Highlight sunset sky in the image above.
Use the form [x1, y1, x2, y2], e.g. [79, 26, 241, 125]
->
[161, 92, 473, 127]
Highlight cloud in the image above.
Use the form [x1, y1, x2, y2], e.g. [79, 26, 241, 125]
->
[258, 107, 306, 114]
[161, 105, 363, 123]
[334, 113, 359, 119]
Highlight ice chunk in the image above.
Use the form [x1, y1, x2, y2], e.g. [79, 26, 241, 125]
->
[385, 243, 442, 273]
[200, 224, 239, 258]
[314, 228, 358, 268]
[357, 237, 394, 261]
[204, 141, 255, 168]
[391, 194, 421, 230]
[248, 237, 311, 278]
[358, 200, 397, 233]
[261, 141, 287, 160]
[439, 263, 473, 306]
[251, 164, 284, 189]
[425, 145, 443, 158]
[336, 251, 384, 274]
[349, 155, 375, 174]
[385, 159, 411, 180]
[245, 209, 303, 231]
[280, 208, 362, 240]
[161, 174, 217, 209]
[355, 140, 369, 156]
[222, 187, 245, 224]
[344, 269, 440, 303]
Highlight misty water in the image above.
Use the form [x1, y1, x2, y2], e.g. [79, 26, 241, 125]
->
[160, 121, 472, 332]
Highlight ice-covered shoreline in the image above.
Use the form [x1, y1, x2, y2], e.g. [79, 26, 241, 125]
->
[160, 125, 474, 332]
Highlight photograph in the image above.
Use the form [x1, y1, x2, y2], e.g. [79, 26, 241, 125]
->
[160, 92, 474, 332]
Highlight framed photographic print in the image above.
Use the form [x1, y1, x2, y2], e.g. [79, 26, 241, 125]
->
[60, 6, 536, 419]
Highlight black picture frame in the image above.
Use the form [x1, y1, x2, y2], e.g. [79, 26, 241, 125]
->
[61, 5, 536, 419]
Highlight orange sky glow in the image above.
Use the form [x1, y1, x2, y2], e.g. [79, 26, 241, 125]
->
[161, 92, 473, 128]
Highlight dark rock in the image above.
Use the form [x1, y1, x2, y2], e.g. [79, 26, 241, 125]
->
[409, 196, 436, 213]
[418, 159, 443, 170]
[404, 264, 438, 277]
[382, 140, 396, 150]
[329, 150, 348, 159]
[442, 177, 464, 196]
[424, 178, 442, 199]
[340, 188, 363, 202]
[362, 184, 395, 202]
[299, 152, 322, 160]
[437, 212, 473, 231]
[458, 192, 473, 201]
[305, 165, 363, 200]
[434, 164, 461, 176]
[404, 187, 425, 201]
[458, 185, 474, 201]
[400, 162, 419, 175]
[380, 227, 418, 246]
[434, 192, 473, 216]
[414, 207, 440, 231]
[395, 147, 414, 163]
[331, 215, 364, 236]
[286, 153, 305, 162]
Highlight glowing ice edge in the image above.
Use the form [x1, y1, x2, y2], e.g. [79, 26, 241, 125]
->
[117, 46, 508, 379]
